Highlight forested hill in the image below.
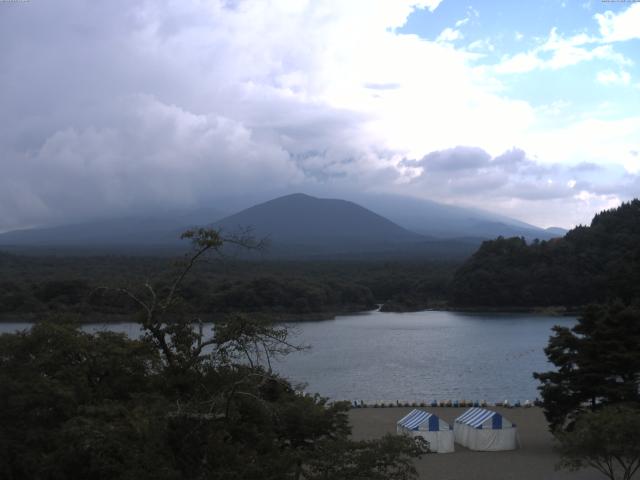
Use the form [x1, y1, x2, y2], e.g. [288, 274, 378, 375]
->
[450, 199, 640, 308]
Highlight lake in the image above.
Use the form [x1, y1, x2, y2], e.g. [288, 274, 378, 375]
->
[0, 310, 575, 404]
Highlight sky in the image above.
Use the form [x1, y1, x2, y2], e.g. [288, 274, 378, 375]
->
[1, 0, 639, 231]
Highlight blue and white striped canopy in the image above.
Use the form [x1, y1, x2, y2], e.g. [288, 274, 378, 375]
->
[455, 408, 503, 429]
[397, 409, 441, 431]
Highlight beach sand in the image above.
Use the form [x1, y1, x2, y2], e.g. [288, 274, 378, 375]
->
[348, 407, 603, 480]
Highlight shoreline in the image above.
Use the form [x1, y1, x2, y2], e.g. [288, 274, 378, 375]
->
[0, 304, 580, 324]
[434, 305, 581, 316]
[0, 307, 375, 324]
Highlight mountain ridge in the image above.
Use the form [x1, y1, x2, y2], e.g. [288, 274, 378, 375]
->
[0, 193, 564, 258]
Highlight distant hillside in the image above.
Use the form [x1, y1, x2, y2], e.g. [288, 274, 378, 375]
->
[0, 192, 561, 259]
[0, 209, 224, 250]
[545, 226, 568, 236]
[350, 193, 563, 241]
[450, 199, 640, 307]
[213, 193, 426, 255]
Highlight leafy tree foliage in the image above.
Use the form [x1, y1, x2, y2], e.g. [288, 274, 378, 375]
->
[303, 435, 426, 480]
[556, 405, 640, 480]
[0, 322, 166, 480]
[451, 200, 640, 307]
[534, 303, 640, 431]
[0, 229, 424, 479]
[0, 252, 456, 318]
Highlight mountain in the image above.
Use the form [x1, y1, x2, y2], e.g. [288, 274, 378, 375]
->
[450, 199, 640, 307]
[212, 193, 425, 256]
[349, 193, 560, 240]
[0, 192, 562, 259]
[544, 226, 568, 236]
[0, 208, 224, 251]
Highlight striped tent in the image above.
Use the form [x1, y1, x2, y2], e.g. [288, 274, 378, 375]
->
[396, 409, 454, 453]
[454, 408, 519, 451]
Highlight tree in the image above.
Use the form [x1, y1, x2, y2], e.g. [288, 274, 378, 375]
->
[534, 303, 640, 431]
[450, 199, 640, 308]
[107, 227, 268, 372]
[1, 228, 424, 479]
[302, 435, 427, 480]
[556, 405, 640, 480]
[0, 322, 167, 480]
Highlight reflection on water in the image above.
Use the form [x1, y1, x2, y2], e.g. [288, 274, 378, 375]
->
[1, 310, 575, 403]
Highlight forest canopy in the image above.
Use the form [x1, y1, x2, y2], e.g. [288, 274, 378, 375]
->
[450, 200, 640, 308]
[0, 229, 425, 480]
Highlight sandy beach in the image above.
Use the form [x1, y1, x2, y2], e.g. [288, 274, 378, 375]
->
[349, 406, 603, 480]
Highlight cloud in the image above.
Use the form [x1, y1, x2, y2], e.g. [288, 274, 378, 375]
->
[467, 38, 495, 52]
[436, 27, 463, 43]
[363, 82, 402, 90]
[0, 0, 536, 228]
[494, 28, 630, 74]
[0, 95, 305, 228]
[494, 3, 640, 76]
[595, 3, 640, 42]
[400, 146, 635, 227]
[405, 146, 491, 172]
[405, 146, 569, 200]
[596, 69, 632, 86]
[0, 0, 638, 232]
[1, 0, 447, 230]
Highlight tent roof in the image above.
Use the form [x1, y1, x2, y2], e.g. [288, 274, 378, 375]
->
[397, 409, 444, 431]
[455, 408, 504, 429]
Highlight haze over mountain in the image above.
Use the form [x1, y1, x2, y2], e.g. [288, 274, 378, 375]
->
[0, 193, 565, 258]
[348, 193, 565, 240]
[0, 208, 225, 249]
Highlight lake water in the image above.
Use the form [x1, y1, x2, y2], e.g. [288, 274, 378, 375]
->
[0, 310, 575, 404]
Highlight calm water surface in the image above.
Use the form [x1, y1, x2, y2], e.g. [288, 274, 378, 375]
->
[1, 310, 575, 403]
[279, 310, 575, 403]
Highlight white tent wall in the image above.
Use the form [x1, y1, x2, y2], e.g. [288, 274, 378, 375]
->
[453, 423, 518, 451]
[412, 430, 455, 454]
[396, 409, 455, 454]
[453, 408, 519, 452]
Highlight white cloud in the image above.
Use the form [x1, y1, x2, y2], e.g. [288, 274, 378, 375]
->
[468, 38, 495, 52]
[521, 116, 640, 176]
[595, 3, 640, 42]
[596, 69, 631, 85]
[536, 100, 572, 117]
[436, 27, 463, 43]
[494, 3, 640, 76]
[494, 27, 631, 74]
